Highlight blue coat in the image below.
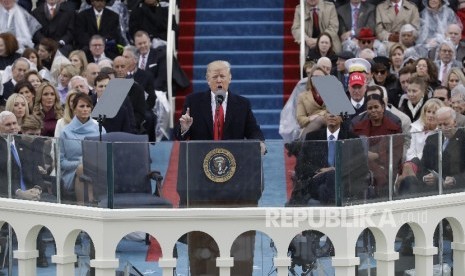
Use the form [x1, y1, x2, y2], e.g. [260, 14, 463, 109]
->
[60, 117, 104, 190]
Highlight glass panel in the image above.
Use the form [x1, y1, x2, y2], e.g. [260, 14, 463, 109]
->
[12, 134, 59, 204]
[394, 130, 441, 200]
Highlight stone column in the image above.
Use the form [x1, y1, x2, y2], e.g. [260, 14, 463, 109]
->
[13, 249, 38, 276]
[413, 246, 437, 276]
[52, 254, 77, 276]
[216, 257, 234, 276]
[374, 251, 398, 276]
[159, 257, 177, 276]
[332, 257, 359, 276]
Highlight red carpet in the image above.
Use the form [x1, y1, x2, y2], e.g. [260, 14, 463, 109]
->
[161, 141, 180, 207]
[283, 0, 300, 198]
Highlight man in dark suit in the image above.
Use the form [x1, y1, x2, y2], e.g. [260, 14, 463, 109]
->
[113, 56, 147, 133]
[122, 45, 157, 141]
[75, 0, 125, 56]
[290, 112, 369, 206]
[399, 106, 465, 195]
[176, 60, 265, 276]
[0, 111, 42, 200]
[32, 0, 75, 56]
[1, 58, 30, 106]
[337, 0, 376, 42]
[92, 73, 136, 133]
[134, 30, 190, 93]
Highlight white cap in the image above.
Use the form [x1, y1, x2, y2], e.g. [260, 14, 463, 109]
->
[344, 58, 372, 73]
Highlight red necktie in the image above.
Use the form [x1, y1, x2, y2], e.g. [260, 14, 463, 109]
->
[394, 3, 399, 15]
[312, 8, 320, 37]
[214, 105, 224, 140]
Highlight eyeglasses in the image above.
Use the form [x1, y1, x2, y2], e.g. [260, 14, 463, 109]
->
[373, 70, 386, 75]
[360, 40, 373, 45]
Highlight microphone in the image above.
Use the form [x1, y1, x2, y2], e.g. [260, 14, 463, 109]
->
[215, 90, 226, 106]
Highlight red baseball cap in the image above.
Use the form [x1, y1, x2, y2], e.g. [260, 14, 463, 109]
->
[349, 72, 366, 87]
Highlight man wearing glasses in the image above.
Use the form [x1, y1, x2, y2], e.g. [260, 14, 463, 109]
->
[434, 41, 462, 84]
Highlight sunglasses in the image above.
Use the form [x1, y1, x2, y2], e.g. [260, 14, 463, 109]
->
[373, 70, 387, 75]
[360, 40, 373, 44]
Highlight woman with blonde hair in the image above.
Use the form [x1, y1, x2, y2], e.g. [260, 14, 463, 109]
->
[444, 67, 465, 91]
[296, 65, 328, 139]
[396, 98, 445, 190]
[68, 50, 88, 76]
[5, 93, 29, 130]
[33, 83, 63, 137]
[54, 90, 80, 137]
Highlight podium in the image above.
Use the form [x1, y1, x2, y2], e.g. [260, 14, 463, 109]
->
[177, 141, 263, 207]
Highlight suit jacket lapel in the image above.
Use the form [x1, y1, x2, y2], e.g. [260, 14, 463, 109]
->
[200, 91, 214, 137]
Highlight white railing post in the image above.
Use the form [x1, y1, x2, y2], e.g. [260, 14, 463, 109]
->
[373, 251, 398, 276]
[13, 250, 37, 276]
[216, 257, 234, 276]
[158, 257, 177, 276]
[412, 247, 437, 276]
[52, 254, 77, 276]
[332, 257, 359, 276]
[451, 242, 465, 275]
[274, 256, 292, 275]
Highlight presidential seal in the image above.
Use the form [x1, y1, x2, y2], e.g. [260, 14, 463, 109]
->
[203, 148, 236, 183]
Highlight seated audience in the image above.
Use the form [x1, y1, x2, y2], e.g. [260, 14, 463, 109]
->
[291, 0, 341, 53]
[1, 57, 30, 106]
[413, 57, 440, 95]
[37, 38, 58, 71]
[290, 112, 369, 205]
[14, 80, 36, 111]
[434, 40, 462, 85]
[25, 70, 43, 92]
[306, 32, 338, 67]
[343, 27, 387, 57]
[399, 75, 430, 122]
[57, 64, 79, 104]
[0, 111, 42, 200]
[396, 98, 445, 189]
[444, 67, 465, 91]
[375, 0, 420, 43]
[76, 0, 125, 57]
[451, 84, 465, 114]
[389, 43, 406, 76]
[416, 0, 458, 47]
[33, 82, 63, 136]
[0, 33, 20, 70]
[129, 0, 168, 45]
[5, 93, 29, 131]
[91, 73, 136, 133]
[60, 93, 104, 204]
[398, 106, 465, 195]
[352, 94, 403, 196]
[54, 89, 79, 137]
[68, 50, 88, 76]
[296, 65, 328, 139]
[0, 0, 41, 52]
[337, 0, 376, 43]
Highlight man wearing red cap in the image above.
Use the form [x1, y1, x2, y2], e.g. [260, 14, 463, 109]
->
[348, 72, 368, 117]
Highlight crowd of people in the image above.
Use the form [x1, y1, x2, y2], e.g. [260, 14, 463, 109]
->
[285, 0, 465, 206]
